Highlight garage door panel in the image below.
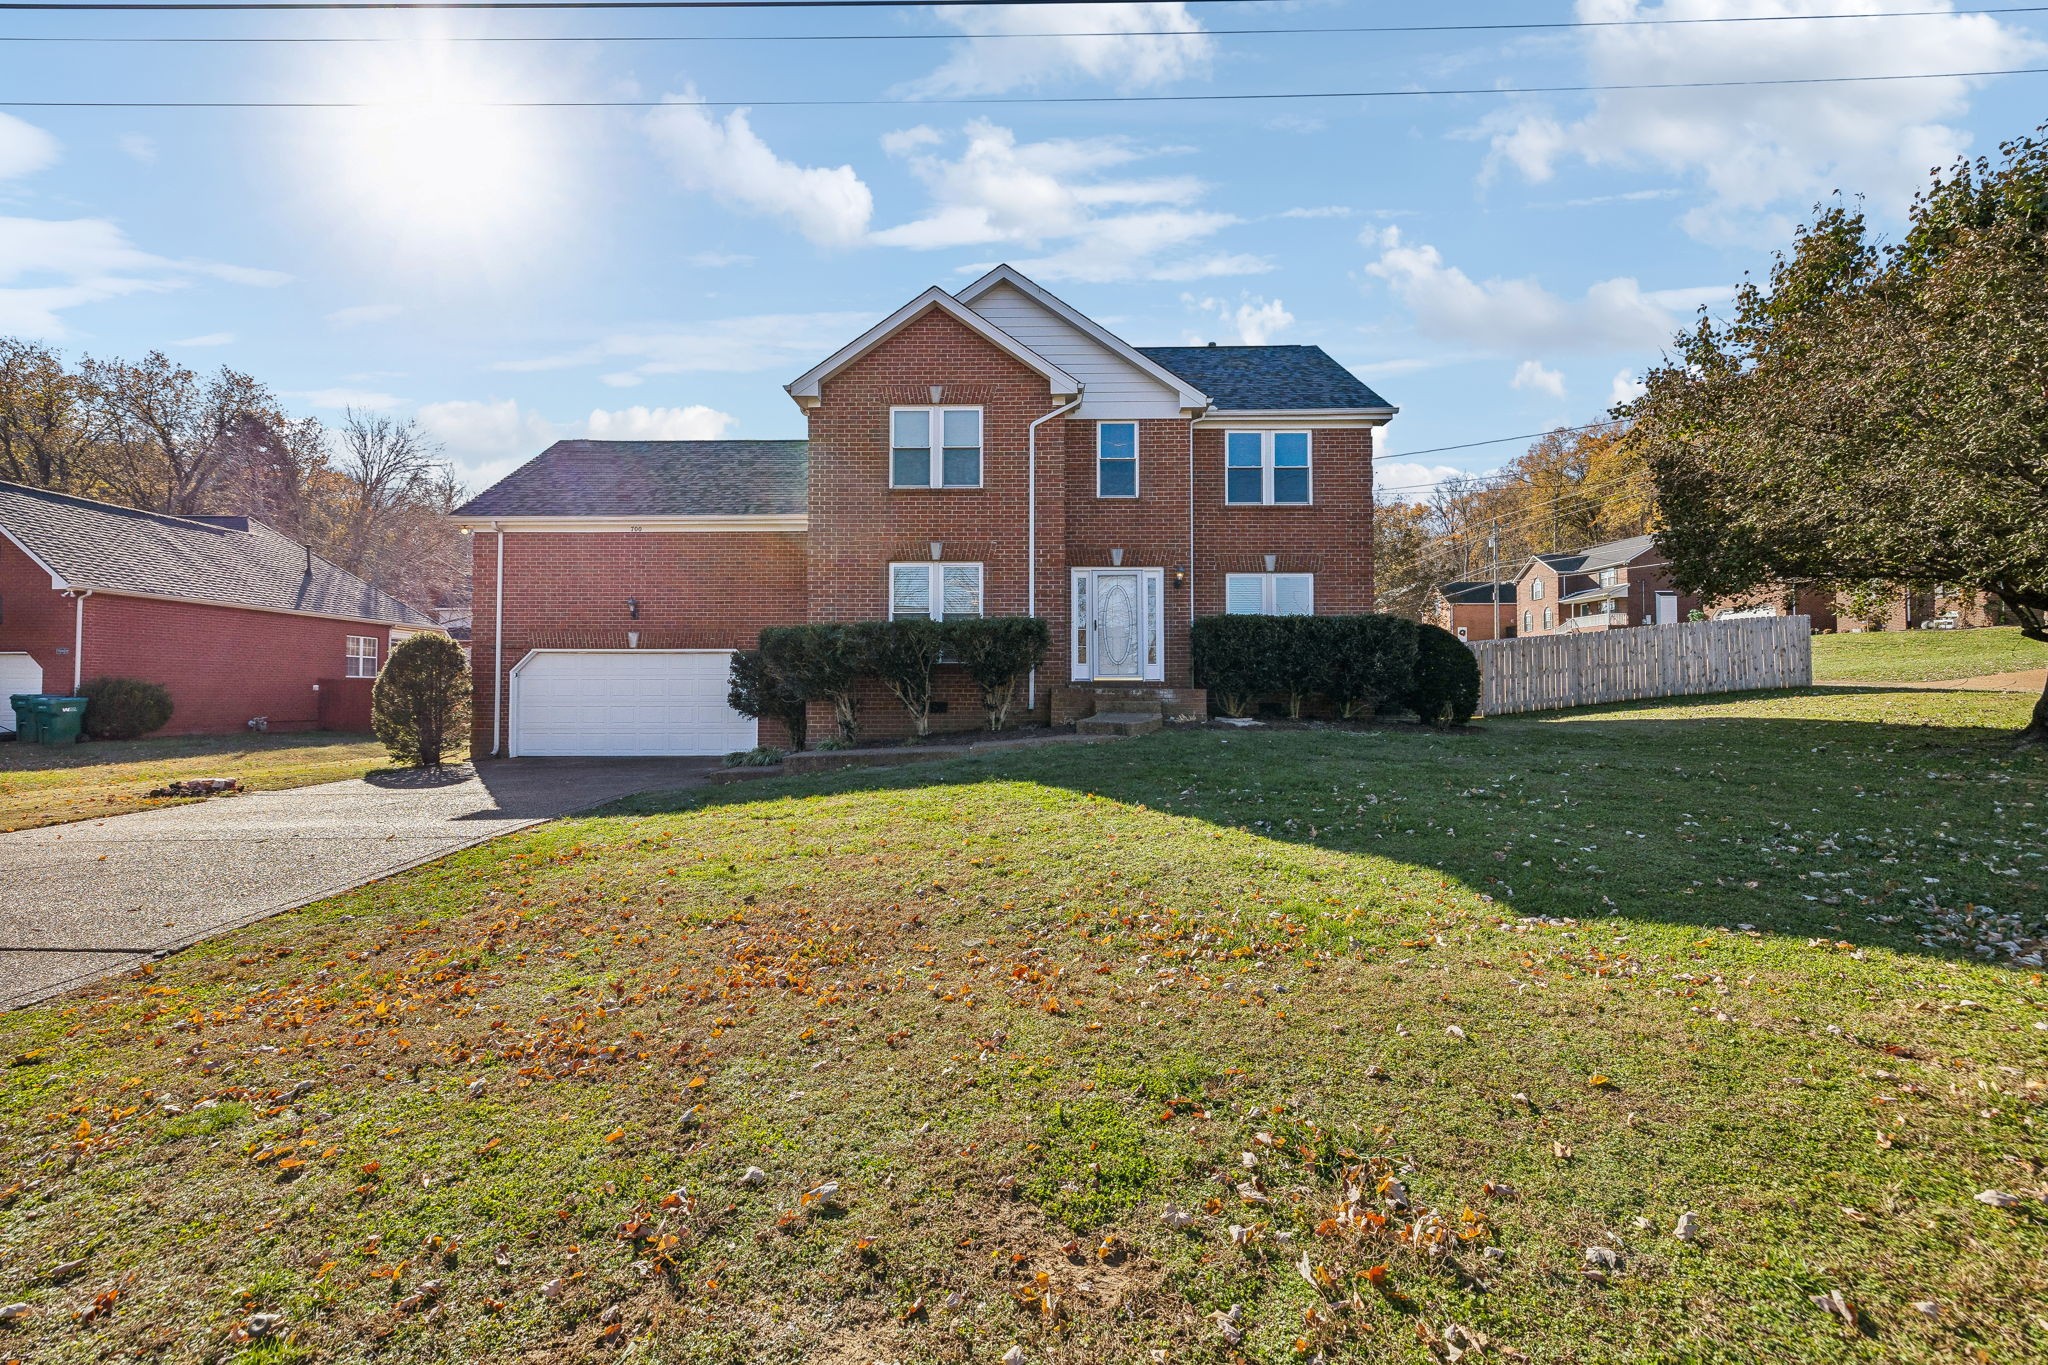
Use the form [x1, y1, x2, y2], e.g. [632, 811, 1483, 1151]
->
[511, 651, 756, 757]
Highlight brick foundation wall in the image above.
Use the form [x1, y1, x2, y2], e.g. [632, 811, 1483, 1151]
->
[469, 527, 808, 755]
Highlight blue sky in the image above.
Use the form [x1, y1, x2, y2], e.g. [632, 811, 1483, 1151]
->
[3, 0, 2045, 497]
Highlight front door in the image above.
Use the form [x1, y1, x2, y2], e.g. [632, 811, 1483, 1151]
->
[1091, 571, 1146, 680]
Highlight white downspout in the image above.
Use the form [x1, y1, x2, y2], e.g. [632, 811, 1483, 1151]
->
[1026, 392, 1083, 713]
[71, 590, 92, 692]
[491, 524, 506, 757]
[1186, 418, 1197, 634]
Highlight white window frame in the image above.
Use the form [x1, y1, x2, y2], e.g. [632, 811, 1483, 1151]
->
[888, 561, 984, 622]
[1223, 572, 1315, 616]
[1096, 420, 1139, 499]
[1531, 578, 1544, 600]
[1222, 430, 1313, 506]
[889, 405, 984, 490]
[344, 634, 379, 678]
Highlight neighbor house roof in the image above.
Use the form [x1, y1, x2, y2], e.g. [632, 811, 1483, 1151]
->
[1558, 584, 1629, 605]
[1137, 345, 1395, 412]
[452, 440, 809, 520]
[1574, 533, 1659, 572]
[1439, 579, 1517, 605]
[0, 481, 434, 626]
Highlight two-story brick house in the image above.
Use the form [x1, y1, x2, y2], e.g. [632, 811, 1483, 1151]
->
[453, 266, 1395, 756]
[1510, 534, 1700, 636]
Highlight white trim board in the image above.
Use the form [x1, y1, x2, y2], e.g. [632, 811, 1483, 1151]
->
[452, 514, 808, 533]
[957, 265, 1208, 414]
[784, 286, 1080, 410]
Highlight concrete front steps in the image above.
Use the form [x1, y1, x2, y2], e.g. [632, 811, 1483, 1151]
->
[1075, 709, 1163, 736]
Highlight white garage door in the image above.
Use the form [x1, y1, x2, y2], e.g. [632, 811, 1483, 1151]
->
[0, 653, 44, 733]
[510, 650, 756, 758]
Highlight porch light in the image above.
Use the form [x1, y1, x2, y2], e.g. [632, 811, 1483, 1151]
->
[1172, 566, 1187, 588]
[626, 597, 640, 619]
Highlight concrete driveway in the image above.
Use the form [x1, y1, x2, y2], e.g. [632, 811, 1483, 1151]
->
[0, 758, 715, 1010]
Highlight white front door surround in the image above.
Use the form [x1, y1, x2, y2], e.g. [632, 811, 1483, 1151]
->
[1070, 567, 1165, 683]
[508, 649, 756, 758]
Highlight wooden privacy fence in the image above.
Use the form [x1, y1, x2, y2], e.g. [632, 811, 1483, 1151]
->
[1467, 616, 1813, 716]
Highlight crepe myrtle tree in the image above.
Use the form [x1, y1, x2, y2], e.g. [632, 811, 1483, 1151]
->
[1623, 124, 2048, 742]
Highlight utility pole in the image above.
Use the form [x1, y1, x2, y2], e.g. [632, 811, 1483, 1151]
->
[1489, 522, 1502, 640]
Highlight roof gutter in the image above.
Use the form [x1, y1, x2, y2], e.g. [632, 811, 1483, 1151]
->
[1027, 391, 1083, 713]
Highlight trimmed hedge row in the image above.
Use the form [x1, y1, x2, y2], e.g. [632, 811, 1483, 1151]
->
[1191, 614, 1480, 725]
[733, 617, 1050, 748]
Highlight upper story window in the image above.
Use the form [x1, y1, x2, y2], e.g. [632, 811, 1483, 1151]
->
[890, 562, 983, 622]
[345, 635, 380, 678]
[1599, 567, 1618, 586]
[1097, 421, 1138, 498]
[1531, 579, 1545, 600]
[891, 407, 982, 489]
[1224, 431, 1311, 505]
[1225, 572, 1313, 616]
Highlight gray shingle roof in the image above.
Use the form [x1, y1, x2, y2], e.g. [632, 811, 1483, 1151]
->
[1574, 534, 1660, 572]
[1440, 579, 1517, 605]
[1136, 345, 1393, 412]
[0, 482, 435, 626]
[454, 440, 808, 519]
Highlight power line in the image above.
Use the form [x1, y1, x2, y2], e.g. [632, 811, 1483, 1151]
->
[0, 0, 1263, 8]
[8, 65, 2045, 107]
[9, 4, 2043, 42]
[1375, 419, 1622, 467]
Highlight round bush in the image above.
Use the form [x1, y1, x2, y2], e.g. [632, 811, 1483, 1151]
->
[372, 633, 472, 768]
[79, 676, 174, 740]
[1404, 623, 1482, 726]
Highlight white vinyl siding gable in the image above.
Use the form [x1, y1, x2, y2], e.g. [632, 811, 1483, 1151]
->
[963, 281, 1183, 419]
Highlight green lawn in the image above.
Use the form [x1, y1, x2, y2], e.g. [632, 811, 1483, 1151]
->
[3, 690, 2044, 1363]
[1812, 625, 2044, 684]
[0, 732, 397, 832]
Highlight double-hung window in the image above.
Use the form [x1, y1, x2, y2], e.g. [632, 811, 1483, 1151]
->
[1096, 421, 1138, 498]
[1224, 431, 1311, 505]
[345, 635, 379, 678]
[891, 407, 982, 488]
[890, 562, 983, 622]
[1531, 579, 1544, 600]
[1224, 573, 1313, 616]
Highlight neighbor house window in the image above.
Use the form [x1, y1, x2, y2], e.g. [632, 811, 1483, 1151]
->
[1531, 579, 1544, 600]
[1522, 609, 1533, 632]
[1600, 567, 1618, 586]
[345, 635, 379, 678]
[1224, 432, 1311, 505]
[1097, 421, 1138, 498]
[1224, 573, 1313, 616]
[890, 562, 983, 622]
[1543, 607, 1553, 629]
[891, 407, 982, 488]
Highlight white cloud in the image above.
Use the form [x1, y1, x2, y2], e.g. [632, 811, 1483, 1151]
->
[1280, 205, 1353, 219]
[327, 303, 405, 328]
[492, 310, 872, 383]
[171, 332, 235, 348]
[117, 133, 156, 165]
[909, 2, 1212, 96]
[1511, 359, 1567, 399]
[0, 113, 58, 181]
[685, 251, 754, 268]
[417, 398, 739, 478]
[1363, 225, 1716, 354]
[1186, 293, 1294, 345]
[1481, 0, 2044, 241]
[1609, 367, 1649, 405]
[873, 120, 1262, 283]
[646, 94, 873, 248]
[582, 404, 735, 441]
[1375, 461, 1471, 499]
[0, 215, 283, 337]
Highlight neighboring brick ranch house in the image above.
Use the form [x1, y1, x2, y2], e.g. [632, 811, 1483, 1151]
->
[1511, 534, 1700, 636]
[454, 265, 1396, 757]
[1428, 579, 1517, 642]
[0, 482, 436, 736]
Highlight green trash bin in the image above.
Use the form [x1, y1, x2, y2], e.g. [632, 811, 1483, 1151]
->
[41, 696, 87, 745]
[8, 693, 44, 743]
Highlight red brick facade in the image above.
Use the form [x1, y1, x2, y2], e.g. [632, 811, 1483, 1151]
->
[0, 537, 393, 736]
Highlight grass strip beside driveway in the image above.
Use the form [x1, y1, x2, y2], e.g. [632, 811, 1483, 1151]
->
[0, 733, 398, 833]
[2, 688, 2043, 1363]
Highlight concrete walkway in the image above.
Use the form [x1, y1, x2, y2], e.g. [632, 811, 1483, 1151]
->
[0, 758, 714, 1010]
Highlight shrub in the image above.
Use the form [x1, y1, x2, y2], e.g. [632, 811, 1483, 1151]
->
[760, 624, 866, 745]
[79, 676, 173, 740]
[946, 616, 1050, 730]
[722, 745, 785, 768]
[1190, 615, 1285, 717]
[854, 618, 947, 737]
[372, 633, 471, 767]
[727, 649, 808, 751]
[1272, 617, 1334, 718]
[1322, 615, 1420, 719]
[1404, 623, 1481, 726]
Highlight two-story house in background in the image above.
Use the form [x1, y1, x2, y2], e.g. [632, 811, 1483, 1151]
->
[1510, 534, 1699, 637]
[452, 266, 1395, 756]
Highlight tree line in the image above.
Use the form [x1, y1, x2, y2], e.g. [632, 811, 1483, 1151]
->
[0, 340, 467, 613]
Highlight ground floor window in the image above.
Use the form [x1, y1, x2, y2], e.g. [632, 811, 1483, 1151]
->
[889, 562, 983, 622]
[345, 634, 380, 678]
[1224, 572, 1313, 616]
